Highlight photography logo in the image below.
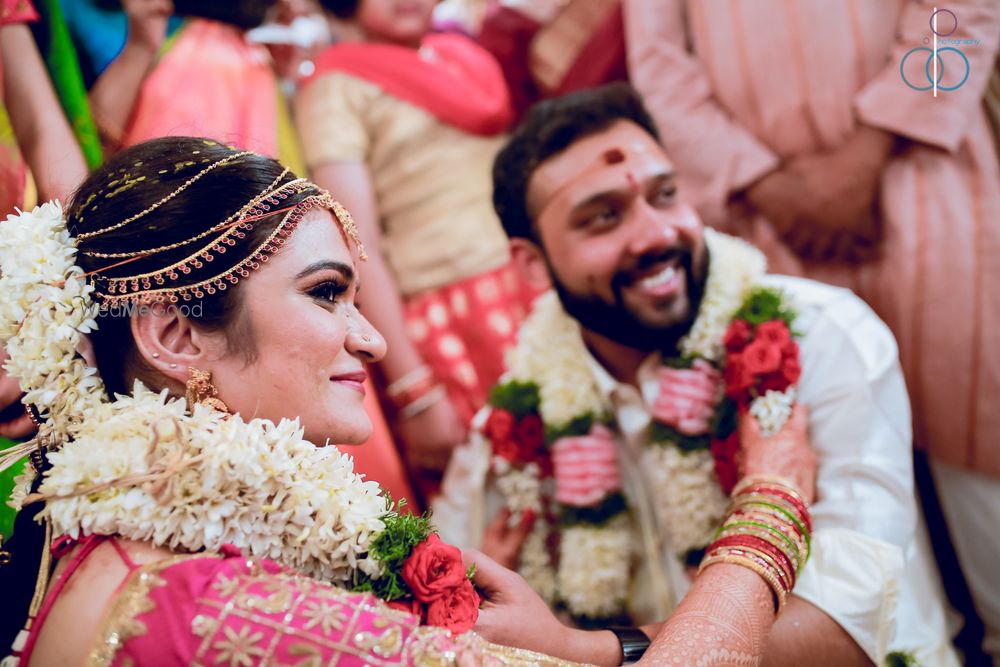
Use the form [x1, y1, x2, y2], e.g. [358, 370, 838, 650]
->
[900, 7, 976, 95]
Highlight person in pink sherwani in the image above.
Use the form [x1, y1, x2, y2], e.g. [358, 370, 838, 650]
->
[625, 1, 1000, 659]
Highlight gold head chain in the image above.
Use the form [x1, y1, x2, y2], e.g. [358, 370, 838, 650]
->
[70, 156, 367, 304]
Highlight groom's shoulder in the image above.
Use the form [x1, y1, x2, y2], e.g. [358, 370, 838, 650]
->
[760, 274, 899, 363]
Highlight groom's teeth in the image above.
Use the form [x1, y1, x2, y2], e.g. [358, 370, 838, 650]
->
[640, 266, 676, 289]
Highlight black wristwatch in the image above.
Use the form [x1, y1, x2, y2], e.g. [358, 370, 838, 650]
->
[608, 626, 651, 665]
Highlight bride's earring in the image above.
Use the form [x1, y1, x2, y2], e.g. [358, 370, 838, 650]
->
[185, 367, 229, 413]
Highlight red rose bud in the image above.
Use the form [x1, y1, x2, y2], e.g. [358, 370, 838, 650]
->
[425, 579, 480, 634]
[723, 319, 753, 352]
[780, 353, 801, 385]
[484, 409, 515, 442]
[492, 437, 521, 463]
[401, 534, 468, 603]
[515, 414, 546, 457]
[754, 321, 791, 347]
[710, 432, 741, 494]
[724, 353, 756, 397]
[741, 339, 783, 376]
[758, 371, 791, 394]
[387, 597, 424, 617]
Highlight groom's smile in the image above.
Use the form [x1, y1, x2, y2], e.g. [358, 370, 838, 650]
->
[523, 120, 708, 349]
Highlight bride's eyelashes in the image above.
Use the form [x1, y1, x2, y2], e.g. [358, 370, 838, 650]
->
[306, 278, 350, 306]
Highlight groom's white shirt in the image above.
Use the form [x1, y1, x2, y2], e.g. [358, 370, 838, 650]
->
[434, 276, 957, 666]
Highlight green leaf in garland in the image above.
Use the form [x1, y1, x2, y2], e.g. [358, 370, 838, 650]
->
[559, 492, 628, 527]
[545, 412, 599, 444]
[711, 398, 739, 439]
[663, 356, 695, 370]
[351, 497, 433, 601]
[885, 650, 921, 667]
[488, 380, 541, 419]
[649, 421, 710, 453]
[733, 287, 797, 328]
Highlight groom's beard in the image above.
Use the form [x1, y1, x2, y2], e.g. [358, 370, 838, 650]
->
[548, 248, 707, 355]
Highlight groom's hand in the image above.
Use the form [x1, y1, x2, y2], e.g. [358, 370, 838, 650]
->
[651, 359, 722, 436]
[480, 508, 534, 570]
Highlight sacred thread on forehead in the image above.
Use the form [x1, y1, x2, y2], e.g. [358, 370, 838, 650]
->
[626, 172, 640, 194]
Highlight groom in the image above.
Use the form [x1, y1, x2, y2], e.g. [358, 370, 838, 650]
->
[433, 83, 956, 665]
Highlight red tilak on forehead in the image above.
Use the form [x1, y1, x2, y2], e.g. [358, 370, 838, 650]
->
[602, 148, 625, 164]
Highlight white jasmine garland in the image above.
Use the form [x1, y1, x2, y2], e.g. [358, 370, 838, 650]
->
[556, 518, 631, 619]
[0, 203, 400, 587]
[0, 203, 106, 442]
[519, 524, 557, 605]
[41, 384, 389, 582]
[493, 460, 544, 519]
[640, 446, 729, 555]
[506, 291, 604, 427]
[489, 229, 789, 620]
[678, 229, 766, 362]
[749, 387, 797, 438]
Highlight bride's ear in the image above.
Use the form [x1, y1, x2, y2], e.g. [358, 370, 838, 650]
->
[131, 304, 222, 385]
[509, 238, 552, 293]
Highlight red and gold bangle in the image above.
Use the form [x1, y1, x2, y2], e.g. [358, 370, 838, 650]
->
[709, 535, 796, 588]
[734, 497, 811, 557]
[733, 474, 807, 503]
[724, 546, 794, 598]
[735, 487, 812, 533]
[720, 511, 807, 569]
[712, 529, 797, 578]
[699, 551, 788, 614]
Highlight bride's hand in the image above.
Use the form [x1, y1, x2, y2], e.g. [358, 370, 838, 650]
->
[738, 404, 817, 503]
[464, 549, 569, 654]
[465, 550, 622, 666]
[0, 347, 33, 440]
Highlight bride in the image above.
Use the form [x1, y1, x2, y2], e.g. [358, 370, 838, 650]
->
[0, 137, 815, 666]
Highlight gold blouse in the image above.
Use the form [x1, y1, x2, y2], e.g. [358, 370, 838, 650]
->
[295, 72, 511, 297]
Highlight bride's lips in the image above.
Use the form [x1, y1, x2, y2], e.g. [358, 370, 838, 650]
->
[330, 371, 367, 395]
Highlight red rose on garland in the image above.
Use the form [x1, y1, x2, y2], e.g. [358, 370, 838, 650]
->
[710, 431, 741, 494]
[754, 320, 791, 347]
[387, 597, 423, 617]
[426, 579, 481, 633]
[401, 534, 468, 602]
[492, 437, 521, 463]
[723, 319, 753, 352]
[484, 409, 515, 442]
[515, 414, 546, 459]
[780, 352, 801, 385]
[721, 313, 801, 413]
[724, 352, 755, 398]
[741, 338, 783, 375]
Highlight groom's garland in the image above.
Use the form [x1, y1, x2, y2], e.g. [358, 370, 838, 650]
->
[482, 230, 801, 621]
[0, 203, 478, 633]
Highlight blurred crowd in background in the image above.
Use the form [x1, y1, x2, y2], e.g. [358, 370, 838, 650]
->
[0, 0, 997, 663]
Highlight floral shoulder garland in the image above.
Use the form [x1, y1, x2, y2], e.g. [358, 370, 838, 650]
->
[0, 203, 477, 632]
[481, 230, 801, 622]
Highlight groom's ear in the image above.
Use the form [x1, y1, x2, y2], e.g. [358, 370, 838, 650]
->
[509, 238, 552, 293]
